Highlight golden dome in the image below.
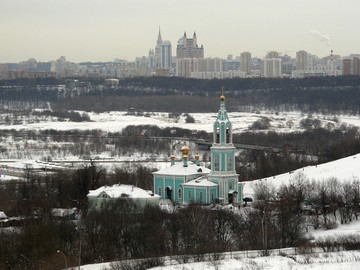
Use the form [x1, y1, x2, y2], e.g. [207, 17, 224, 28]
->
[170, 154, 175, 160]
[195, 154, 200, 160]
[181, 142, 190, 155]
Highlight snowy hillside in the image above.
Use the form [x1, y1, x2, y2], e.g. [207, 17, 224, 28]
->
[243, 153, 360, 198]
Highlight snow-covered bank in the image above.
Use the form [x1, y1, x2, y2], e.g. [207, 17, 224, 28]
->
[79, 251, 360, 270]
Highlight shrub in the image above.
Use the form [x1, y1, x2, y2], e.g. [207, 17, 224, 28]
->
[184, 113, 195, 123]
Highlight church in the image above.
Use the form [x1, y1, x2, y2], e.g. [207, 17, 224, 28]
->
[153, 93, 243, 205]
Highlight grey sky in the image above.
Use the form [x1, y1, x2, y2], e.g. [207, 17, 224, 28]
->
[1, 0, 359, 62]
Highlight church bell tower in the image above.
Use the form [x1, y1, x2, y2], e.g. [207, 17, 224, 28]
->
[209, 89, 239, 203]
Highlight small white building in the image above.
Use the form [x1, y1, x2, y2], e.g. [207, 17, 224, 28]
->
[87, 184, 161, 211]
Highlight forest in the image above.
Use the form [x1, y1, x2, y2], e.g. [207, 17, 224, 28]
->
[1, 76, 360, 114]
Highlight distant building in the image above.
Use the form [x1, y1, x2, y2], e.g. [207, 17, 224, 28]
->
[240, 52, 252, 75]
[177, 58, 199, 78]
[160, 40, 172, 69]
[155, 28, 163, 68]
[261, 58, 282, 78]
[191, 71, 246, 79]
[223, 59, 240, 72]
[197, 58, 223, 72]
[296, 50, 308, 71]
[176, 31, 204, 77]
[176, 31, 204, 59]
[266, 51, 279, 58]
[148, 28, 173, 76]
[343, 57, 360, 76]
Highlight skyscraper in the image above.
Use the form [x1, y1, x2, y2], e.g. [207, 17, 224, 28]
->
[176, 31, 204, 77]
[296, 50, 308, 71]
[343, 57, 360, 76]
[176, 31, 204, 59]
[160, 40, 172, 69]
[154, 28, 163, 68]
[240, 51, 251, 75]
[261, 58, 282, 78]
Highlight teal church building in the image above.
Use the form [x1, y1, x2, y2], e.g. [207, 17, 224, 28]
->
[153, 94, 244, 205]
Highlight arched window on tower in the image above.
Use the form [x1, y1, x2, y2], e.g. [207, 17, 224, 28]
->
[227, 155, 233, 171]
[214, 155, 220, 171]
[216, 127, 220, 143]
[226, 128, 230, 143]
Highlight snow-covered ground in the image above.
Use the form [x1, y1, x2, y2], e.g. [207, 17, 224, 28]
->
[1, 110, 360, 134]
[243, 153, 360, 198]
[79, 250, 360, 270]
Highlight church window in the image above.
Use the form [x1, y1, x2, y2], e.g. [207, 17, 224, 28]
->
[178, 188, 182, 199]
[211, 193, 214, 202]
[216, 127, 220, 143]
[200, 192, 203, 204]
[188, 191, 192, 200]
[158, 187, 162, 196]
[226, 128, 230, 143]
[214, 155, 220, 171]
[229, 183, 233, 190]
[227, 155, 233, 171]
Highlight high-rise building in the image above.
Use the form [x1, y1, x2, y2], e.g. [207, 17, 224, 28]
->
[296, 50, 308, 70]
[177, 58, 198, 78]
[240, 52, 251, 75]
[154, 28, 163, 68]
[176, 31, 204, 77]
[176, 32, 204, 59]
[197, 58, 223, 72]
[266, 51, 279, 59]
[148, 28, 173, 75]
[261, 58, 282, 78]
[160, 41, 172, 69]
[343, 57, 360, 76]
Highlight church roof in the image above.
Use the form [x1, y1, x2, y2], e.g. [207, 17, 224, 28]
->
[87, 184, 160, 199]
[153, 161, 210, 176]
[182, 176, 217, 187]
[215, 95, 230, 125]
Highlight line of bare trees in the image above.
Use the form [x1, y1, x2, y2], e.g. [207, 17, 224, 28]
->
[1, 162, 360, 269]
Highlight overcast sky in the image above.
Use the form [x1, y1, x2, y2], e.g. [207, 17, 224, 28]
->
[1, 0, 359, 63]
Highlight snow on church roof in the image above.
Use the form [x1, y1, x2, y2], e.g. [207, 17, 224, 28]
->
[182, 176, 218, 187]
[153, 161, 211, 176]
[87, 184, 160, 199]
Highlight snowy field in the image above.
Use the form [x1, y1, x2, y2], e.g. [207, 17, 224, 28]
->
[1, 110, 360, 134]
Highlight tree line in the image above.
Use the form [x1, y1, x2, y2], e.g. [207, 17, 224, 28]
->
[1, 164, 360, 269]
[1, 76, 360, 114]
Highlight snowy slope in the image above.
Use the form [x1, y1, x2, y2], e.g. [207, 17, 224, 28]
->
[243, 153, 360, 198]
[79, 251, 360, 270]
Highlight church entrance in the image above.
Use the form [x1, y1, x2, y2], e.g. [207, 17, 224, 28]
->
[228, 191, 238, 204]
[166, 187, 172, 200]
[228, 193, 233, 204]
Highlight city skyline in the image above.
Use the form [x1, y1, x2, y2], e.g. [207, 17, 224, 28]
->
[1, 0, 360, 63]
